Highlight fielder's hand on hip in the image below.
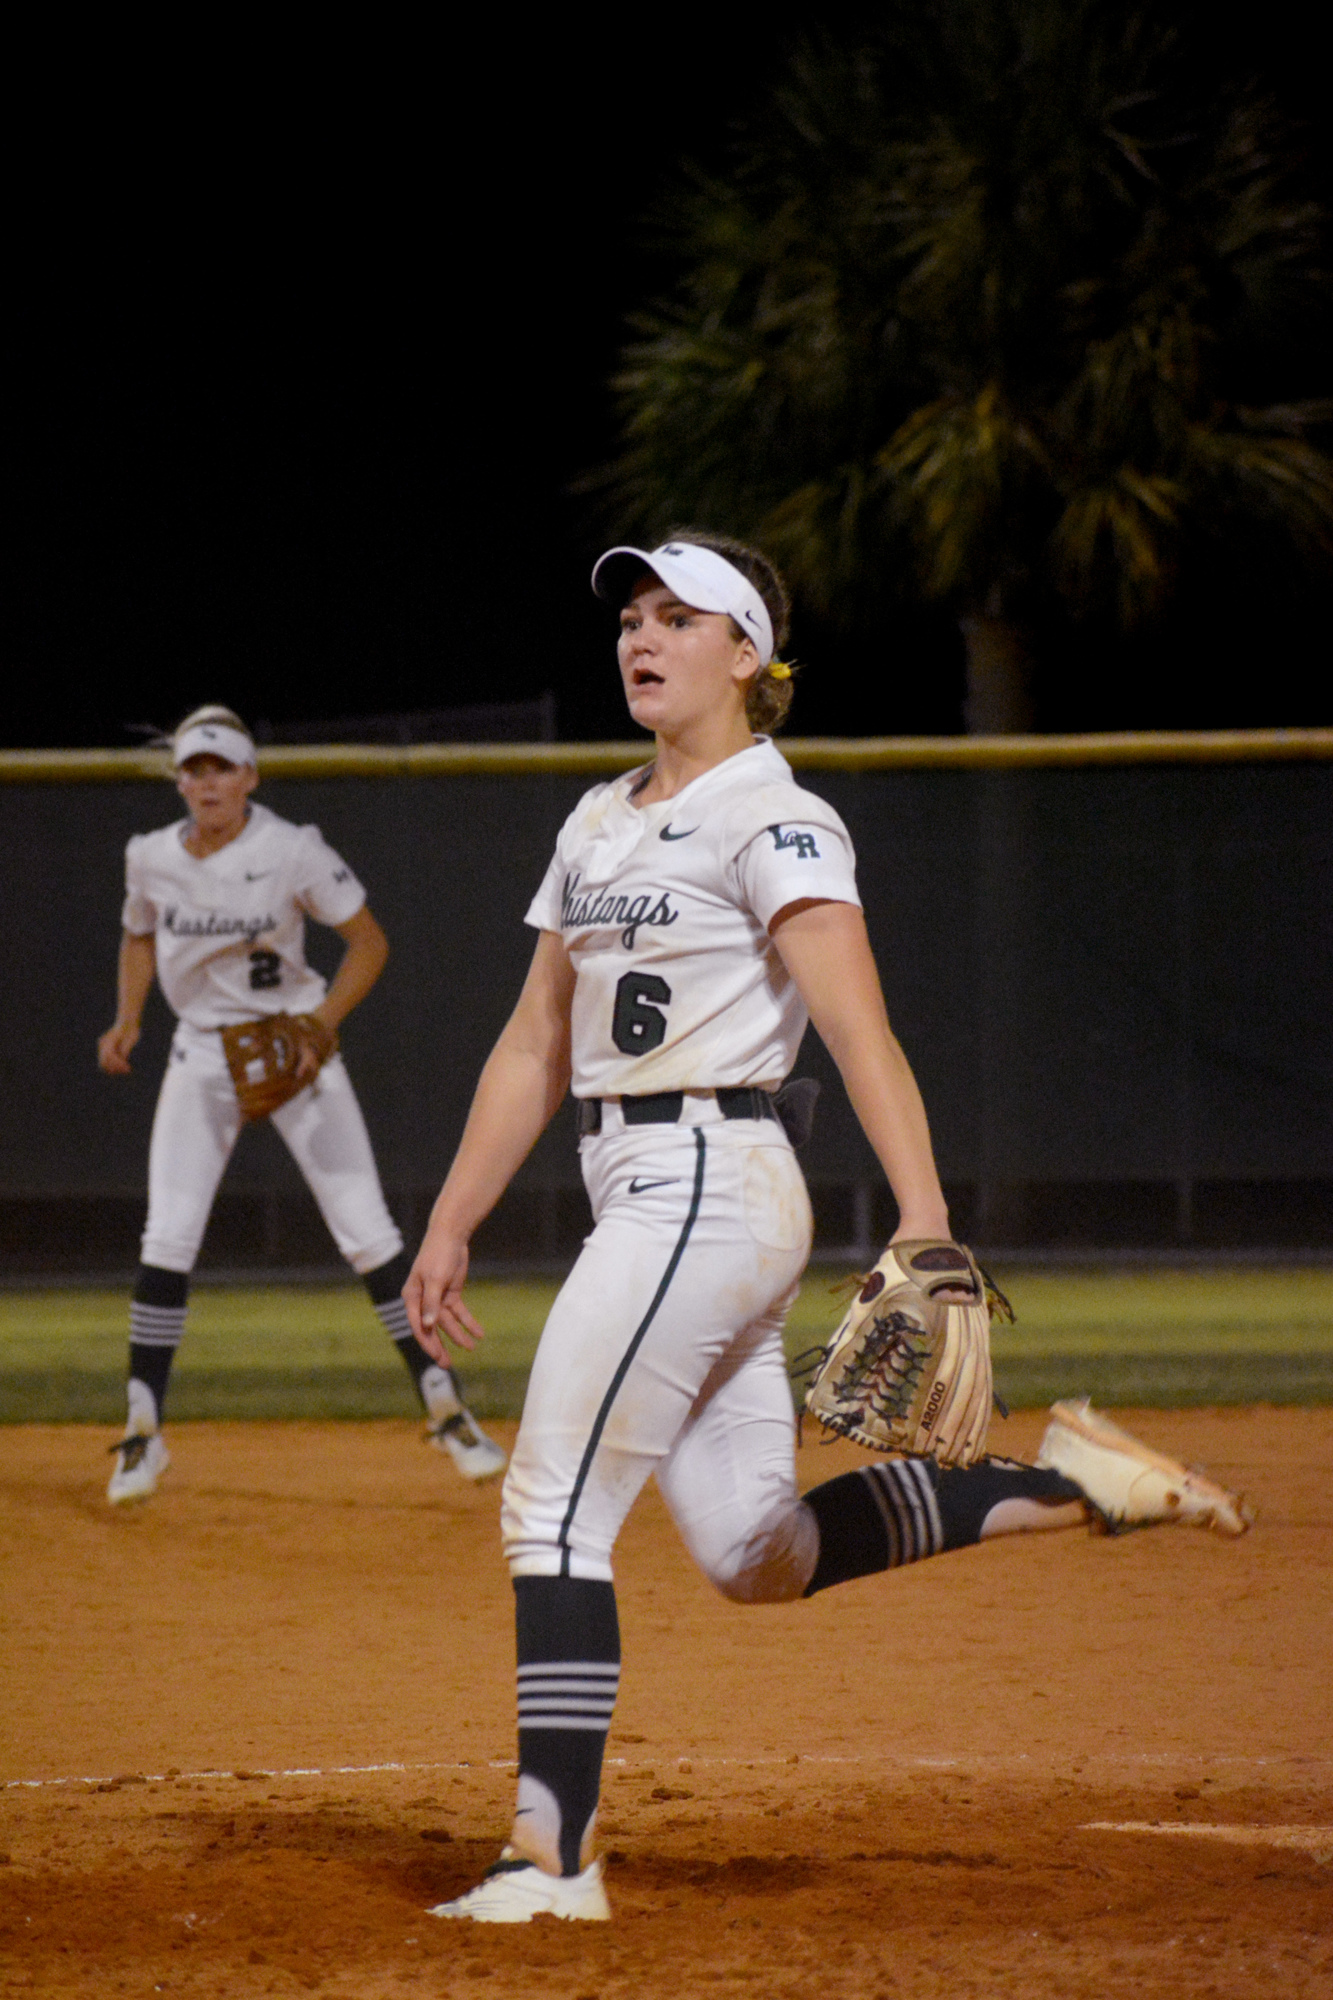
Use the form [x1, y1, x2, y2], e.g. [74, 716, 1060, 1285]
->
[294, 1006, 338, 1083]
[404, 1228, 487, 1360]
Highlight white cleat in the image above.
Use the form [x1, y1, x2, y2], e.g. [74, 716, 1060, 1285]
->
[429, 1415, 508, 1484]
[107, 1431, 170, 1506]
[428, 1854, 610, 1924]
[1037, 1398, 1252, 1537]
[422, 1366, 507, 1483]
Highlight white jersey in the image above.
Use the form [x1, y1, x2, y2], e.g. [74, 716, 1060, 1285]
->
[121, 801, 366, 1028]
[525, 738, 860, 1097]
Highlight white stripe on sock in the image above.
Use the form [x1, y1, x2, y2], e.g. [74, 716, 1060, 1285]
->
[862, 1460, 943, 1564]
[375, 1300, 414, 1340]
[516, 1663, 620, 1680]
[129, 1305, 186, 1349]
[905, 1456, 944, 1554]
[516, 1661, 620, 1732]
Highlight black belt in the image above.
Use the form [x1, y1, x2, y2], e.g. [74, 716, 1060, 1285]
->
[577, 1088, 779, 1138]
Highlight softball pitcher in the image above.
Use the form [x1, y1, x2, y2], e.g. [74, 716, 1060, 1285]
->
[97, 705, 505, 1503]
[404, 537, 1248, 1923]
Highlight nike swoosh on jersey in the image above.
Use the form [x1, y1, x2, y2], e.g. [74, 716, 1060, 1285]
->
[628, 1177, 679, 1194]
[659, 825, 699, 841]
[244, 870, 273, 881]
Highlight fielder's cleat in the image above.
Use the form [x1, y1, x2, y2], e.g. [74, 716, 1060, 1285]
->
[428, 1853, 610, 1924]
[1037, 1398, 1252, 1538]
[422, 1366, 506, 1483]
[107, 1431, 170, 1506]
[426, 1411, 508, 1482]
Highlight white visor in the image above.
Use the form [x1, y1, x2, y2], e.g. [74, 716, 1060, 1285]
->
[591, 541, 774, 667]
[172, 722, 257, 769]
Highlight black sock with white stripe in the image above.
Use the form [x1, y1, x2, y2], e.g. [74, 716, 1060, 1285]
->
[364, 1251, 432, 1401]
[513, 1576, 620, 1877]
[128, 1264, 188, 1426]
[802, 1457, 1083, 1595]
[803, 1459, 943, 1592]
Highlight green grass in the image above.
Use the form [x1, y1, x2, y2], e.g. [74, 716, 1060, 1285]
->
[3, 1265, 1332, 1421]
[983, 1267, 1333, 1409]
[0, 1281, 561, 1424]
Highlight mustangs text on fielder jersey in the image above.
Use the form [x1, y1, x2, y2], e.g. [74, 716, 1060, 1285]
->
[526, 739, 861, 1096]
[121, 802, 366, 1025]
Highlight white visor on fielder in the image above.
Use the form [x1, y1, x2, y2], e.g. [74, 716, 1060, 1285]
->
[172, 722, 257, 769]
[591, 541, 774, 667]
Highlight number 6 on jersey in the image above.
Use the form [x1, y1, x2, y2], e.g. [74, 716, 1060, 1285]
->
[612, 971, 672, 1055]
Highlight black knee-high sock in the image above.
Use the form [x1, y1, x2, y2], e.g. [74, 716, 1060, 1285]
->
[514, 1576, 620, 1877]
[802, 1457, 1084, 1596]
[364, 1250, 432, 1400]
[128, 1265, 189, 1426]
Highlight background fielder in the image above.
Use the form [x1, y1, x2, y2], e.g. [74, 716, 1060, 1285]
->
[97, 704, 504, 1502]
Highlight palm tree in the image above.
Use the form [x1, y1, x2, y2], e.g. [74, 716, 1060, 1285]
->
[598, 1, 1333, 729]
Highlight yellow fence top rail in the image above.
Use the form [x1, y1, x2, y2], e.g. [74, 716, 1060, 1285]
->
[1, 728, 1331, 783]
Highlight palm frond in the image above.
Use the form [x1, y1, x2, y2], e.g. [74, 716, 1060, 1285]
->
[1235, 401, 1333, 437]
[878, 385, 1050, 598]
[593, 0, 1332, 650]
[1185, 430, 1333, 554]
[1051, 469, 1183, 622]
[757, 466, 887, 616]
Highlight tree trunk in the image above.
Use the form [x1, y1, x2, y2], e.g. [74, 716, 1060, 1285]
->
[960, 593, 1034, 734]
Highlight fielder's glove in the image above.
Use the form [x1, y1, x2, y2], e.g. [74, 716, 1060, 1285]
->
[803, 1240, 1010, 1467]
[220, 1012, 337, 1122]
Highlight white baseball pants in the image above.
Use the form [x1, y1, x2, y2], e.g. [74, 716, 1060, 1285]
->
[501, 1097, 819, 1602]
[141, 1022, 403, 1275]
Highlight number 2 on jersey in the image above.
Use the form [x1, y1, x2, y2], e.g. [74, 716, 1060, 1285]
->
[248, 948, 282, 991]
[612, 971, 672, 1055]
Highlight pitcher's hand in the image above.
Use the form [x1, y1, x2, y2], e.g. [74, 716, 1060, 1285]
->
[404, 1226, 487, 1362]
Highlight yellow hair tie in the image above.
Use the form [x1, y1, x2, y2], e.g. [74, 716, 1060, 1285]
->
[767, 659, 792, 680]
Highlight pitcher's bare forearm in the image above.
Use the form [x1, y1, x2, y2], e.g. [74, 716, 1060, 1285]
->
[773, 899, 950, 1239]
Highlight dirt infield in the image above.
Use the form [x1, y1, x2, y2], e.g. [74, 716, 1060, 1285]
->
[2, 1409, 1330, 1997]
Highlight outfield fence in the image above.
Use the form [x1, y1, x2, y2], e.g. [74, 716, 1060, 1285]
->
[2, 730, 1330, 1272]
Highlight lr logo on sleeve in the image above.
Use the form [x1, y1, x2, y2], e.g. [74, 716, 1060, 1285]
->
[769, 825, 821, 860]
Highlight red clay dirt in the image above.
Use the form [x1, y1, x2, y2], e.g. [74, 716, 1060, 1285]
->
[1, 1408, 1330, 1998]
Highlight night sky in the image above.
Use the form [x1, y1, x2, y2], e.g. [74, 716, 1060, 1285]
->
[9, 8, 1330, 749]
